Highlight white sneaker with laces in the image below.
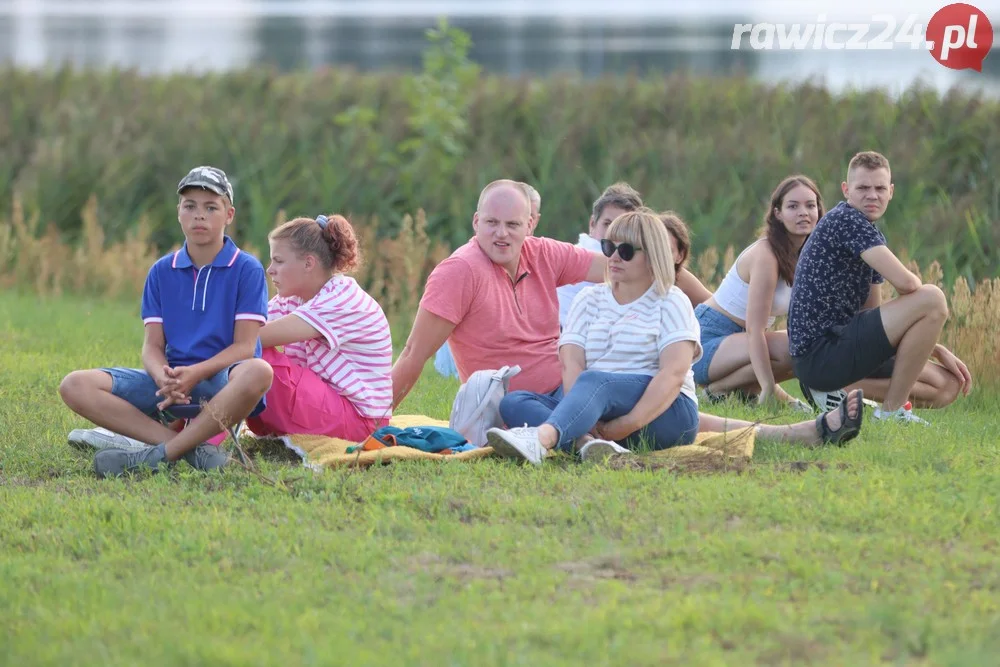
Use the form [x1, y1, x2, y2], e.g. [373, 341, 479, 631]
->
[799, 381, 847, 413]
[68, 427, 148, 453]
[486, 426, 545, 466]
[579, 439, 632, 462]
[873, 404, 930, 426]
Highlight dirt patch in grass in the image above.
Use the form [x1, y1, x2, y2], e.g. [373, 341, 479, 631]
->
[408, 553, 514, 581]
[555, 555, 638, 583]
[605, 454, 750, 474]
[554, 555, 720, 593]
[758, 634, 828, 665]
[768, 461, 852, 473]
[604, 456, 850, 476]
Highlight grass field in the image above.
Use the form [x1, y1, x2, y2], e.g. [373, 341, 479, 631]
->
[2, 289, 999, 666]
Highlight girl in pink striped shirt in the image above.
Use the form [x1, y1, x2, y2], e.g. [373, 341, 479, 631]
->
[247, 214, 393, 441]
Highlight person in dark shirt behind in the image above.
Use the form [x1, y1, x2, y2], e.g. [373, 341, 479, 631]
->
[787, 151, 971, 425]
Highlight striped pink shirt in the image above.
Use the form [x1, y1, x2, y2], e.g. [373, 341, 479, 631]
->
[268, 276, 393, 420]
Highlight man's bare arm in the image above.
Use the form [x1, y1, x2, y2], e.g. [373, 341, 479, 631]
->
[391, 308, 457, 409]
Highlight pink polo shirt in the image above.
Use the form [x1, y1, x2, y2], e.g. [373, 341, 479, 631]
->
[420, 236, 595, 393]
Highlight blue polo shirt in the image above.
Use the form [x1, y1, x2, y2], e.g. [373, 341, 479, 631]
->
[140, 236, 269, 368]
[787, 201, 887, 357]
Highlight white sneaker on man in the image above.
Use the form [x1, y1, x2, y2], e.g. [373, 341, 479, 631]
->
[872, 402, 930, 426]
[486, 426, 546, 466]
[579, 439, 632, 462]
[799, 380, 847, 412]
[68, 427, 148, 453]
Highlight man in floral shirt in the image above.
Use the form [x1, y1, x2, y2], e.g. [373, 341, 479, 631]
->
[788, 151, 971, 424]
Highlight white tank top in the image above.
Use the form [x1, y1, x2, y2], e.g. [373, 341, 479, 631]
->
[712, 240, 792, 328]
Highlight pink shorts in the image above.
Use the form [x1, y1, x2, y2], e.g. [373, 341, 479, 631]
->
[246, 348, 379, 442]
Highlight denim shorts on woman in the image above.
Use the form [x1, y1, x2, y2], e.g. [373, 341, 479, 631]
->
[692, 303, 746, 386]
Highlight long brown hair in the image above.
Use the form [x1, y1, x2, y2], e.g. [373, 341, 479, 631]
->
[761, 175, 824, 286]
[658, 210, 691, 272]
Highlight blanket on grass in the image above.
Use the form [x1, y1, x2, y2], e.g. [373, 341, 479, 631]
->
[255, 415, 756, 470]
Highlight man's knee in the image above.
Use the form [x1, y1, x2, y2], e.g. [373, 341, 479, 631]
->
[916, 284, 948, 320]
[59, 370, 103, 408]
[230, 359, 273, 396]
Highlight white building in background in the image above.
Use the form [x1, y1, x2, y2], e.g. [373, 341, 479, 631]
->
[7, 0, 255, 72]
[1, 0, 998, 95]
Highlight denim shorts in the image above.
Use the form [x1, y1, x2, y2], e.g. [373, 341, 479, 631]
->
[101, 365, 265, 422]
[692, 303, 746, 386]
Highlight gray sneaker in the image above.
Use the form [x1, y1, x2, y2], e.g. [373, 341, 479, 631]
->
[68, 427, 147, 453]
[94, 443, 168, 479]
[182, 443, 229, 472]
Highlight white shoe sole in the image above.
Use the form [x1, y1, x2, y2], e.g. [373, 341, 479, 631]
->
[580, 440, 631, 462]
[68, 428, 148, 453]
[486, 429, 542, 466]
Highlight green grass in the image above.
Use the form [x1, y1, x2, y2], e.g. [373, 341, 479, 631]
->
[2, 289, 999, 666]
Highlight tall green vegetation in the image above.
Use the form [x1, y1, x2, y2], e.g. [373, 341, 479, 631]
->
[1, 23, 997, 282]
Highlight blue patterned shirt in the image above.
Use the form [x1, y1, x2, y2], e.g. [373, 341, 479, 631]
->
[787, 201, 887, 357]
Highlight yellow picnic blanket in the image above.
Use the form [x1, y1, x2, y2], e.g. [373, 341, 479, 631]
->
[268, 415, 756, 470]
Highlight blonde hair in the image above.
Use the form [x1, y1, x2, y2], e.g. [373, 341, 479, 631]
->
[847, 151, 891, 180]
[476, 179, 532, 212]
[605, 208, 676, 295]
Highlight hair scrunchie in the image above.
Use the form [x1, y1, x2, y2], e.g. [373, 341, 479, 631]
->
[316, 214, 329, 230]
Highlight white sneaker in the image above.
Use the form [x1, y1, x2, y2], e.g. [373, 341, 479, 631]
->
[579, 439, 632, 462]
[799, 380, 847, 412]
[873, 405, 930, 426]
[486, 426, 545, 466]
[68, 427, 149, 453]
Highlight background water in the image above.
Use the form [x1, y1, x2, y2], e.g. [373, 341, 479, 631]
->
[2, 0, 1000, 95]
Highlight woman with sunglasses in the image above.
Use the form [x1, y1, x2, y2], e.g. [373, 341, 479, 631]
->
[487, 208, 702, 463]
[691, 175, 822, 410]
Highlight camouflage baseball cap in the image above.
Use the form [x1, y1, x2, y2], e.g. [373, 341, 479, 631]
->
[177, 166, 235, 201]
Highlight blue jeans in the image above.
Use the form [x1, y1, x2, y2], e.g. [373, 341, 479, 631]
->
[101, 365, 266, 421]
[692, 303, 746, 386]
[499, 370, 699, 452]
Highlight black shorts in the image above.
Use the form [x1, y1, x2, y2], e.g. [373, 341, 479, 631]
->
[792, 308, 896, 391]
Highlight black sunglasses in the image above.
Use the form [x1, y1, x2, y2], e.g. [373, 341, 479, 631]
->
[600, 239, 643, 262]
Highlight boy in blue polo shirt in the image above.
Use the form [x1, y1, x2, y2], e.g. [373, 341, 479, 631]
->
[787, 151, 972, 425]
[59, 166, 274, 477]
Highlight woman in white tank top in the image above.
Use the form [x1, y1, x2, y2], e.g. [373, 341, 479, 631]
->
[692, 176, 824, 408]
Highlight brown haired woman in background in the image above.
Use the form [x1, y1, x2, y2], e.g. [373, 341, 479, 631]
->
[691, 175, 823, 410]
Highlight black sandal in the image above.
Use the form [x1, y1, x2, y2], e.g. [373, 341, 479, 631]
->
[816, 389, 864, 445]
